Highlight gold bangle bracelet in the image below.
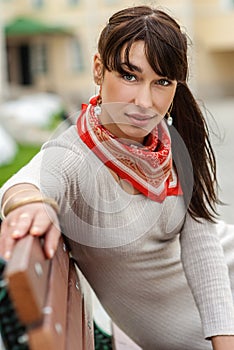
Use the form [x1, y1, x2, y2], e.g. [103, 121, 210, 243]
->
[2, 196, 59, 219]
[1, 189, 40, 218]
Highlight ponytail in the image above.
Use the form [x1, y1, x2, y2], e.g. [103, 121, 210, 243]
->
[172, 82, 220, 222]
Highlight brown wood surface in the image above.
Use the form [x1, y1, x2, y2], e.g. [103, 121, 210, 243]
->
[82, 296, 94, 350]
[4, 235, 50, 324]
[65, 259, 83, 350]
[28, 238, 69, 350]
[0, 230, 136, 350]
[74, 268, 94, 350]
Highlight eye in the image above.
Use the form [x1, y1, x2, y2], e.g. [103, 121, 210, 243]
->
[122, 74, 137, 82]
[157, 79, 171, 86]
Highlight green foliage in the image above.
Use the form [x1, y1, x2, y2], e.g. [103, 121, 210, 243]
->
[0, 144, 40, 187]
[42, 109, 66, 131]
[94, 322, 112, 350]
[0, 110, 65, 188]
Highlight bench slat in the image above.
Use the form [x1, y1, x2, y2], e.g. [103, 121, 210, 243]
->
[65, 259, 83, 350]
[28, 238, 69, 350]
[76, 267, 95, 350]
[5, 235, 50, 324]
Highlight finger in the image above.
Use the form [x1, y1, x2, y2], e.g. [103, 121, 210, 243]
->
[43, 223, 61, 259]
[9, 212, 32, 239]
[29, 205, 57, 237]
[0, 221, 16, 260]
[0, 217, 8, 236]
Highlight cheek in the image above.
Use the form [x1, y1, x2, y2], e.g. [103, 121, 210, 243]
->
[153, 88, 176, 115]
[102, 80, 133, 103]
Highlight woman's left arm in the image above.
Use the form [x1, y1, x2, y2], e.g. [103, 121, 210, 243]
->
[212, 335, 234, 349]
[180, 214, 234, 345]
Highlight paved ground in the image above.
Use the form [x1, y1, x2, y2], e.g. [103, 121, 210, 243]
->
[205, 97, 234, 224]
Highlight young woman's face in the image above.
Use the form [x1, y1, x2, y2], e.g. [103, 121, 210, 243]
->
[93, 41, 177, 144]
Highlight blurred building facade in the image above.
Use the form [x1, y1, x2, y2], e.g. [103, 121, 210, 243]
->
[1, 0, 234, 106]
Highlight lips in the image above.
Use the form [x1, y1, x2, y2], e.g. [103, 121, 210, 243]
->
[125, 113, 155, 127]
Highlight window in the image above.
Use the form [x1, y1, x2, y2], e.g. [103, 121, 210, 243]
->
[221, 0, 234, 9]
[70, 38, 84, 72]
[31, 43, 48, 74]
[103, 0, 119, 4]
[31, 0, 44, 9]
[68, 0, 80, 5]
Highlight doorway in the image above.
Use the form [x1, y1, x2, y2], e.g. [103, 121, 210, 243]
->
[19, 44, 32, 85]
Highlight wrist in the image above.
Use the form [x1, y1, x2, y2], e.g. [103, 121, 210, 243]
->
[1, 190, 59, 219]
[211, 335, 234, 350]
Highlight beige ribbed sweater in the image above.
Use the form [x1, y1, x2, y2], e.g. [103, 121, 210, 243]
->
[1, 126, 234, 350]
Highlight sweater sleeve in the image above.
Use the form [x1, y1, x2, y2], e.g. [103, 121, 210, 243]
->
[180, 213, 234, 339]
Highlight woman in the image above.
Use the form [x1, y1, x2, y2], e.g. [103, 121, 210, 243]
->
[0, 6, 234, 350]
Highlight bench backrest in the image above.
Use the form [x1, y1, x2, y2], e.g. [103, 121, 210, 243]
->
[0, 235, 94, 350]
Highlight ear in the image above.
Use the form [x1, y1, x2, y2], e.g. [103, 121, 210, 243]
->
[93, 53, 103, 85]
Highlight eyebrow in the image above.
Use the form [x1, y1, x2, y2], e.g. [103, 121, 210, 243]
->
[120, 62, 142, 73]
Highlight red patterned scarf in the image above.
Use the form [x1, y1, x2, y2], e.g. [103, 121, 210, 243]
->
[77, 99, 182, 202]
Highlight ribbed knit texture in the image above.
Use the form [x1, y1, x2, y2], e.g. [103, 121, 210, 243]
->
[1, 125, 234, 350]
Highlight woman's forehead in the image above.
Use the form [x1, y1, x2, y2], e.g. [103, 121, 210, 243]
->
[120, 41, 164, 75]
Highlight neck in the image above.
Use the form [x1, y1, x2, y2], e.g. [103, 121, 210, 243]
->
[98, 115, 145, 145]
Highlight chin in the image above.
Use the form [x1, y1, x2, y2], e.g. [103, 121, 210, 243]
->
[119, 126, 150, 143]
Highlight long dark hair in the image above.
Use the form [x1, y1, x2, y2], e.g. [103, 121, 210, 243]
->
[97, 5, 219, 221]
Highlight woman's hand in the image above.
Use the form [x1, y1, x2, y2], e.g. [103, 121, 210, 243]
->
[0, 202, 61, 260]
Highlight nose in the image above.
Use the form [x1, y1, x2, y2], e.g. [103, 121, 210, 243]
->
[135, 85, 153, 110]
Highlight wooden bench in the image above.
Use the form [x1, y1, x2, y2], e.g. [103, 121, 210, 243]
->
[0, 233, 142, 350]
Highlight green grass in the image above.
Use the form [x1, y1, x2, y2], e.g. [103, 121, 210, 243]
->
[0, 112, 65, 188]
[0, 143, 41, 187]
[43, 110, 66, 131]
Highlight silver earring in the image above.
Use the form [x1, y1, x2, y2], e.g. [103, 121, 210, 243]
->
[167, 113, 173, 126]
[94, 104, 102, 116]
[94, 93, 102, 116]
[166, 102, 173, 126]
